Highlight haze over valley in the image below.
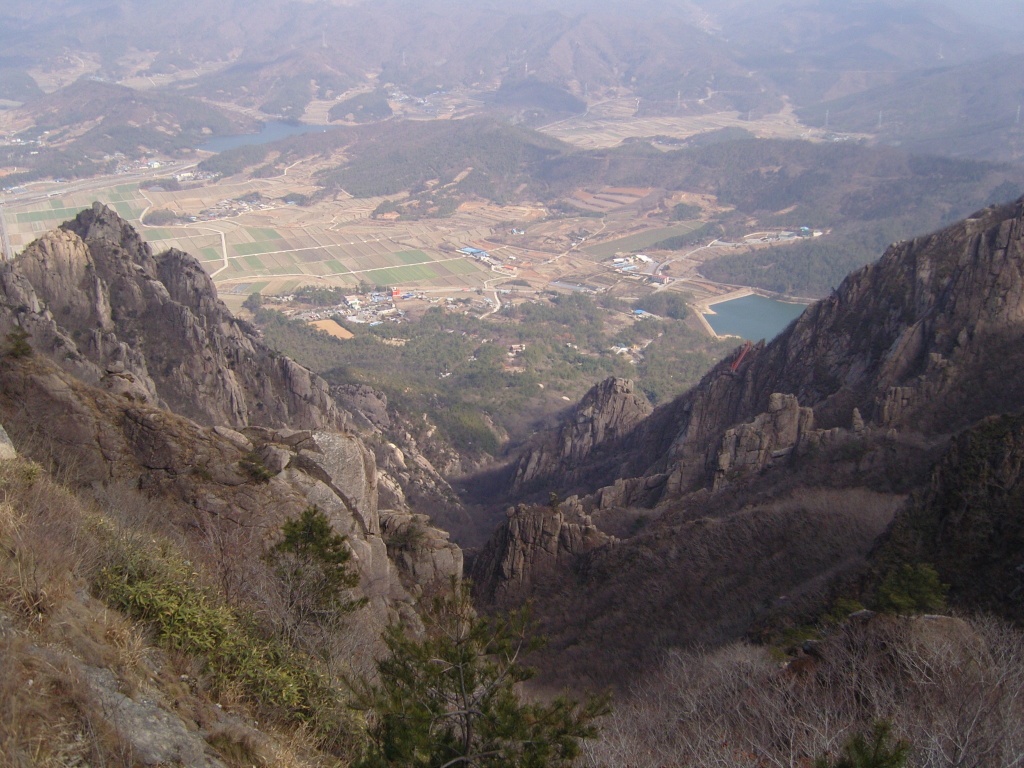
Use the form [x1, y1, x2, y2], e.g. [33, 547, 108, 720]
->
[1, 2, 1024, 766]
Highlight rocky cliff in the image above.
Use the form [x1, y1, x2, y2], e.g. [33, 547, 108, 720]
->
[505, 197, 1024, 508]
[509, 377, 652, 494]
[0, 206, 462, 609]
[471, 499, 611, 604]
[470, 197, 1024, 685]
[0, 203, 344, 431]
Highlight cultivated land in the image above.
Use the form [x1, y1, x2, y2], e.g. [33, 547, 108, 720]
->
[0, 95, 836, 316]
[538, 97, 847, 149]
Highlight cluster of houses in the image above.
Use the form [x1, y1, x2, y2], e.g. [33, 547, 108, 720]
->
[190, 196, 276, 222]
[283, 288, 426, 327]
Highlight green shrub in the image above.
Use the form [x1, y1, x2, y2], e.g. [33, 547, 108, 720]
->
[815, 720, 909, 768]
[240, 450, 273, 483]
[94, 536, 354, 748]
[876, 563, 948, 615]
[5, 329, 32, 359]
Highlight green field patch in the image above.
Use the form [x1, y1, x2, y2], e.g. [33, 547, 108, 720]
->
[200, 247, 221, 262]
[443, 259, 486, 276]
[279, 280, 302, 293]
[16, 209, 73, 224]
[584, 222, 700, 259]
[362, 263, 441, 284]
[112, 202, 142, 220]
[325, 259, 348, 273]
[231, 241, 276, 257]
[48, 199, 64, 210]
[391, 249, 432, 265]
[243, 255, 266, 270]
[247, 227, 283, 241]
[144, 228, 171, 240]
[245, 281, 270, 293]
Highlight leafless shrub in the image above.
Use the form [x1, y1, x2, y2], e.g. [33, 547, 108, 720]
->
[585, 615, 1024, 768]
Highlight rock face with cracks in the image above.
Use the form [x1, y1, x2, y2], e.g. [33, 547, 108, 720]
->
[500, 197, 1024, 510]
[0, 202, 344, 431]
[0, 205, 462, 608]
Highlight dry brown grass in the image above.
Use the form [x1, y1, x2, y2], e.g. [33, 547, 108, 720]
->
[0, 636, 135, 768]
[0, 457, 344, 768]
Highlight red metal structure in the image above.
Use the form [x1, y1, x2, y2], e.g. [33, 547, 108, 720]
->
[730, 340, 752, 372]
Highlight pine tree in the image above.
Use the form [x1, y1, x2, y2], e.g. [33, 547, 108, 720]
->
[816, 721, 910, 768]
[266, 506, 364, 642]
[355, 580, 609, 768]
[877, 563, 948, 615]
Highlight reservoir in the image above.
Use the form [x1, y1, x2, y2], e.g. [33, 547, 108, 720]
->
[197, 121, 328, 153]
[703, 293, 808, 341]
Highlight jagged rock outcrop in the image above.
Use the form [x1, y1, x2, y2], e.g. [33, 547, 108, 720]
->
[380, 511, 463, 591]
[504, 197, 1024, 508]
[510, 377, 652, 492]
[711, 393, 815, 490]
[0, 354, 458, 606]
[0, 203, 344, 431]
[0, 206, 464, 615]
[468, 199, 1024, 686]
[471, 501, 611, 604]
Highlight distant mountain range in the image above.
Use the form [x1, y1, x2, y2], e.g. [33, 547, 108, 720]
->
[0, 0, 1020, 160]
[798, 54, 1024, 160]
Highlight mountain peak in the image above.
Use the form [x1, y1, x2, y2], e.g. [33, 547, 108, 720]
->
[1, 204, 346, 431]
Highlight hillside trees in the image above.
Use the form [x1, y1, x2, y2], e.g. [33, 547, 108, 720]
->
[356, 581, 608, 768]
[265, 505, 365, 645]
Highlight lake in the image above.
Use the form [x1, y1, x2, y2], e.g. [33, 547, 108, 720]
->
[197, 121, 328, 153]
[703, 294, 808, 341]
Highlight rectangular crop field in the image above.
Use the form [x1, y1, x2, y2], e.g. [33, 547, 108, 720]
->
[583, 222, 701, 258]
[392, 249, 432, 265]
[246, 227, 283, 240]
[360, 264, 441, 284]
[442, 259, 486, 276]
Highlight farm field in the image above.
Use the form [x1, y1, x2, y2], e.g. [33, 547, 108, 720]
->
[6, 184, 147, 249]
[2, 174, 501, 299]
[539, 98, 821, 149]
[584, 221, 703, 258]
[0, 137, 743, 315]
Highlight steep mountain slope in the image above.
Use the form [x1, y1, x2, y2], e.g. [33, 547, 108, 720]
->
[0, 204, 462, 606]
[512, 197, 1024, 502]
[473, 196, 1024, 685]
[0, 208, 465, 763]
[871, 412, 1024, 619]
[1, 203, 343, 430]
